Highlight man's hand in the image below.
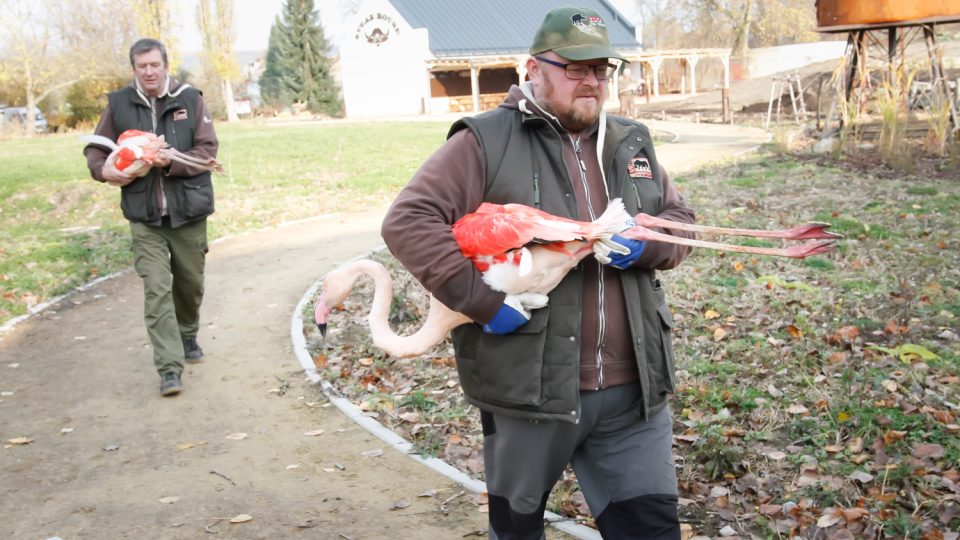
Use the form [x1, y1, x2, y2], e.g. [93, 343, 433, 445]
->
[153, 149, 172, 169]
[482, 295, 533, 335]
[101, 158, 136, 187]
[598, 234, 646, 269]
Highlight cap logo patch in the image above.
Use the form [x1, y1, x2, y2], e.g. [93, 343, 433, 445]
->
[570, 13, 605, 37]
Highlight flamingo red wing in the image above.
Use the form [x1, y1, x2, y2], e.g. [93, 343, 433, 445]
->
[452, 202, 592, 259]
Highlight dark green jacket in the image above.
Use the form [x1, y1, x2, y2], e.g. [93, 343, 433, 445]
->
[447, 106, 688, 422]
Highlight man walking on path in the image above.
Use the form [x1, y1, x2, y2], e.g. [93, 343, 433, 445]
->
[83, 38, 219, 397]
[382, 6, 695, 539]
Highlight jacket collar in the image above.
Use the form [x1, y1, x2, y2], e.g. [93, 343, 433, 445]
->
[131, 77, 192, 107]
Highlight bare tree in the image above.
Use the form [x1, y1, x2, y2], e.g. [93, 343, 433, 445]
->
[634, 0, 687, 49]
[0, 0, 134, 136]
[197, 0, 240, 121]
[132, 0, 182, 71]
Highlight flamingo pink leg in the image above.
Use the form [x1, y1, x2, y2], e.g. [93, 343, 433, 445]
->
[633, 213, 842, 240]
[620, 226, 838, 259]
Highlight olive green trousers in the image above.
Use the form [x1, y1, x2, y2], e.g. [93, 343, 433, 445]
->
[130, 218, 208, 376]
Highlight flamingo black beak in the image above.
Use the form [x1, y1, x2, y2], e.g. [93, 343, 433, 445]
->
[314, 293, 330, 337]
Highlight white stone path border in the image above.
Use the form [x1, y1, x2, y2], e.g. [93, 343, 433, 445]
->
[291, 250, 603, 540]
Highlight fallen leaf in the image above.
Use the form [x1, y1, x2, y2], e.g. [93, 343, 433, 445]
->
[765, 450, 787, 461]
[358, 357, 374, 366]
[286, 464, 300, 470]
[398, 412, 419, 423]
[882, 380, 898, 392]
[312, 353, 328, 369]
[786, 403, 809, 415]
[841, 507, 870, 522]
[225, 432, 248, 440]
[817, 510, 843, 528]
[913, 443, 945, 459]
[389, 500, 410, 510]
[767, 384, 782, 398]
[850, 454, 870, 464]
[704, 309, 721, 320]
[361, 449, 383, 458]
[713, 327, 728, 341]
[6, 436, 32, 445]
[158, 496, 180, 504]
[785, 324, 803, 338]
[229, 514, 253, 523]
[848, 470, 874, 483]
[759, 503, 783, 516]
[418, 489, 438, 498]
[177, 442, 195, 450]
[883, 430, 907, 444]
[303, 429, 325, 437]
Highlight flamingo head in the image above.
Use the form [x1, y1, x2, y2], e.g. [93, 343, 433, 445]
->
[313, 291, 331, 337]
[312, 264, 361, 336]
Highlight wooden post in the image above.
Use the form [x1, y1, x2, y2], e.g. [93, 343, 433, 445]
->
[722, 87, 731, 124]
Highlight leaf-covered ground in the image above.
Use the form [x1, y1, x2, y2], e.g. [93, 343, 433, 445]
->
[305, 147, 960, 538]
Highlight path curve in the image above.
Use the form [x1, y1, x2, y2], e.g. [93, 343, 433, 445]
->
[0, 120, 768, 539]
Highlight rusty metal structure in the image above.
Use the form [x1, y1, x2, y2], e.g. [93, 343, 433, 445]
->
[815, 0, 960, 136]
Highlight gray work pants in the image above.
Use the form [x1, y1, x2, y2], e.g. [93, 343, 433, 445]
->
[482, 383, 680, 539]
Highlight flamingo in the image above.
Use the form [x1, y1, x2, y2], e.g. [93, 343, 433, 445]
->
[313, 200, 841, 358]
[82, 129, 224, 176]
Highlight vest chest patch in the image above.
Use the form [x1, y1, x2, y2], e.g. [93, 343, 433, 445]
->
[627, 156, 653, 179]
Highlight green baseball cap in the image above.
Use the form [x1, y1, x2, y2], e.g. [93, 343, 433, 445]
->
[530, 6, 627, 62]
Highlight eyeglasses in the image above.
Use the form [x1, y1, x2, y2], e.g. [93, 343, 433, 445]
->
[535, 56, 617, 81]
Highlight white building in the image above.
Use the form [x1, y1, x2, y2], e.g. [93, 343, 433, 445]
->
[337, 0, 643, 118]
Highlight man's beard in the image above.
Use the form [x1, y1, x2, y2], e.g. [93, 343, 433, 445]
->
[539, 75, 603, 132]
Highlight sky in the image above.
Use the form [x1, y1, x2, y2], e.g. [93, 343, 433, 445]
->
[176, 0, 641, 53]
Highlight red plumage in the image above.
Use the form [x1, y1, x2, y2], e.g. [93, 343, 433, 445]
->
[452, 202, 623, 263]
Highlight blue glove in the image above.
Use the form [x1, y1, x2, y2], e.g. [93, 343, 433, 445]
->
[605, 234, 646, 270]
[482, 298, 530, 335]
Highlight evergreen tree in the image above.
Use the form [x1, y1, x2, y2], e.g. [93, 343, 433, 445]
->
[259, 0, 339, 115]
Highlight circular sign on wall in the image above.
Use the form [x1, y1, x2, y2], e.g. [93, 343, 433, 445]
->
[355, 12, 401, 46]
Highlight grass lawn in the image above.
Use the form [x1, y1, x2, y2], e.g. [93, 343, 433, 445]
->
[0, 120, 450, 322]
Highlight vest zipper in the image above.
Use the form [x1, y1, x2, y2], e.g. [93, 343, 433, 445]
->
[570, 133, 606, 389]
[533, 173, 541, 208]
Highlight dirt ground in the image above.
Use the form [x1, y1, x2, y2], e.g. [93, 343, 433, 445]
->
[0, 122, 768, 539]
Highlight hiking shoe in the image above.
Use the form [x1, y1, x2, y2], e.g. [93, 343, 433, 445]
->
[160, 371, 183, 396]
[183, 337, 204, 363]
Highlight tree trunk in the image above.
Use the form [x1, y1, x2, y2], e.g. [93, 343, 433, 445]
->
[23, 74, 37, 139]
[223, 79, 238, 122]
[734, 0, 754, 59]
